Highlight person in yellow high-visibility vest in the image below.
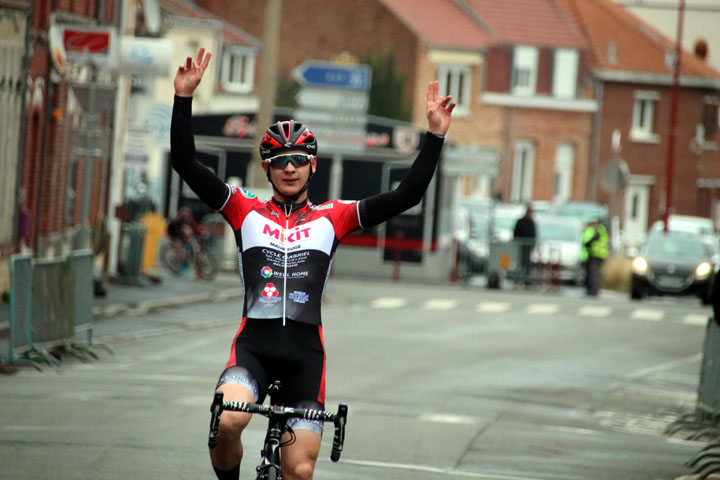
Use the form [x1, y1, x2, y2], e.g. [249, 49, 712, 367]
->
[582, 218, 608, 296]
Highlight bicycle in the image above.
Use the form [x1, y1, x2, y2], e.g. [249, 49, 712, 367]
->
[159, 228, 219, 280]
[208, 381, 348, 480]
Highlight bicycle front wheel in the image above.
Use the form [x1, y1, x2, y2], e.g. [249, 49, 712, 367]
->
[257, 465, 279, 480]
[159, 242, 183, 276]
[196, 251, 219, 280]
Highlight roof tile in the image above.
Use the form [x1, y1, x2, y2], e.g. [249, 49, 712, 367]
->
[379, 0, 491, 50]
[556, 0, 720, 79]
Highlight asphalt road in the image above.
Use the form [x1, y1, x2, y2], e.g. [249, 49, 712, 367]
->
[0, 279, 713, 479]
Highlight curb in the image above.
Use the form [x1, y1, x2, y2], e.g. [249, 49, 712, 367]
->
[93, 288, 243, 319]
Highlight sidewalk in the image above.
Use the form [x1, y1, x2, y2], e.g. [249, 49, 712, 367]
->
[93, 271, 244, 319]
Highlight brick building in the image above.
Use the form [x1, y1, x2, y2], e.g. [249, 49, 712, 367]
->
[559, 0, 720, 246]
[194, 0, 597, 205]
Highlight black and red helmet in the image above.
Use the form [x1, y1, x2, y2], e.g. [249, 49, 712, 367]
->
[259, 120, 317, 160]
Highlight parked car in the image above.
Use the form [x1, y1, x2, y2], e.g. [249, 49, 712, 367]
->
[530, 214, 584, 284]
[489, 203, 526, 242]
[550, 201, 609, 226]
[649, 215, 715, 239]
[454, 207, 490, 276]
[630, 230, 719, 304]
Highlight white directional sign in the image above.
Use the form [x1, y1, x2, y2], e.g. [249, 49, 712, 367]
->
[294, 61, 372, 154]
[295, 87, 369, 111]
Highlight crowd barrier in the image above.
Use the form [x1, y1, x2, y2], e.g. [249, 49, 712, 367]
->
[485, 239, 563, 289]
[4, 249, 111, 369]
[665, 318, 720, 478]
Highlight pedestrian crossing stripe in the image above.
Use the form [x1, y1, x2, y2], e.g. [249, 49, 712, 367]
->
[422, 299, 458, 310]
[475, 302, 511, 313]
[630, 309, 665, 321]
[578, 305, 613, 317]
[683, 314, 708, 326]
[371, 297, 408, 309]
[526, 304, 560, 315]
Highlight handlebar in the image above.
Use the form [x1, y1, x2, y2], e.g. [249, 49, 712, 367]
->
[208, 391, 348, 462]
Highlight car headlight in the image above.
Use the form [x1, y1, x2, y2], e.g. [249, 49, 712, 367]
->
[696, 262, 712, 279]
[632, 257, 648, 275]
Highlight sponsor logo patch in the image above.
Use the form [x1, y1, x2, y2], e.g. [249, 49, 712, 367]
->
[314, 204, 334, 211]
[263, 224, 312, 245]
[261, 266, 273, 278]
[260, 283, 281, 304]
[240, 188, 256, 199]
[288, 291, 309, 304]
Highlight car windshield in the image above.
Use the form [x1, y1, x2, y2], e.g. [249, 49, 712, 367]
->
[644, 234, 713, 259]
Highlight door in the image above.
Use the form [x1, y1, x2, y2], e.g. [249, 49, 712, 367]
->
[624, 184, 649, 248]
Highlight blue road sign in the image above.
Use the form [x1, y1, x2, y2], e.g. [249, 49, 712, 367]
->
[293, 61, 371, 90]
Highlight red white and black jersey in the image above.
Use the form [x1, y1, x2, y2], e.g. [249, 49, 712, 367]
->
[219, 188, 360, 325]
[170, 95, 444, 327]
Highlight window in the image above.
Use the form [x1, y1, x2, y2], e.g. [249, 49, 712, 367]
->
[512, 46, 538, 96]
[553, 143, 575, 203]
[221, 47, 255, 93]
[552, 49, 578, 98]
[437, 65, 471, 113]
[511, 141, 535, 202]
[631, 90, 660, 141]
[702, 97, 719, 138]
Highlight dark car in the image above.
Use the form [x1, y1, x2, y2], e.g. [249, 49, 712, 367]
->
[630, 230, 719, 304]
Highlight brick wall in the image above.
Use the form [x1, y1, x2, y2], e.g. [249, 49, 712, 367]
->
[597, 81, 720, 225]
[197, 0, 420, 114]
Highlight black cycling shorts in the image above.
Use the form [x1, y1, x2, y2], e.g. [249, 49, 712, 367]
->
[216, 318, 326, 435]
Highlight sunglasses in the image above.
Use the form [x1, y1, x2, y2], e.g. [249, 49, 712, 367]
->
[264, 154, 313, 169]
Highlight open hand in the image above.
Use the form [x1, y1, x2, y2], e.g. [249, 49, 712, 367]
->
[174, 48, 212, 97]
[426, 81, 456, 135]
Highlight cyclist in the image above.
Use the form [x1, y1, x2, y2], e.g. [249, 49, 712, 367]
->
[166, 206, 199, 274]
[172, 48, 455, 480]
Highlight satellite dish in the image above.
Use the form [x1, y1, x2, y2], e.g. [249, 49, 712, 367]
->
[144, 0, 161, 35]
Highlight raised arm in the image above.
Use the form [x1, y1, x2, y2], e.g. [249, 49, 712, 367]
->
[171, 48, 228, 211]
[359, 81, 455, 228]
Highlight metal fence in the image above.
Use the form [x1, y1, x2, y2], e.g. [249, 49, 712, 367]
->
[4, 250, 109, 369]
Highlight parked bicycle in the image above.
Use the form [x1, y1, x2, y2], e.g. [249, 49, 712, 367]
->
[159, 226, 219, 280]
[208, 381, 348, 480]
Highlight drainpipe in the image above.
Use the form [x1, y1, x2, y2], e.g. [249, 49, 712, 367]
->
[14, 3, 34, 251]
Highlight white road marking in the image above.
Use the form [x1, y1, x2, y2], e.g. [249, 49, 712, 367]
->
[371, 297, 408, 309]
[476, 302, 511, 313]
[418, 413, 479, 424]
[631, 309, 665, 321]
[577, 305, 613, 317]
[526, 303, 560, 315]
[422, 299, 458, 310]
[683, 314, 709, 326]
[339, 459, 546, 479]
[627, 353, 702, 379]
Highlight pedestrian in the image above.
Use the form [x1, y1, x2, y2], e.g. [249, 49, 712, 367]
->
[581, 217, 608, 296]
[513, 204, 536, 286]
[171, 48, 455, 480]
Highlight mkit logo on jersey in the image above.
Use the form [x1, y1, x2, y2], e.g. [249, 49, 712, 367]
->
[260, 283, 281, 305]
[261, 266, 273, 278]
[262, 223, 312, 245]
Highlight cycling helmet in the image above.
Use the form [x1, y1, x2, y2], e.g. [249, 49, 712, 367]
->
[259, 120, 317, 160]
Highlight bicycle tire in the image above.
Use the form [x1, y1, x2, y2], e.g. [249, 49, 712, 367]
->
[257, 465, 279, 480]
[197, 251, 219, 281]
[159, 243, 183, 276]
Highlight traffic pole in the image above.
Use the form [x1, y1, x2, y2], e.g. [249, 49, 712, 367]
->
[663, 0, 685, 233]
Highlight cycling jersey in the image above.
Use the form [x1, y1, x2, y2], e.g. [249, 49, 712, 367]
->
[171, 95, 444, 327]
[219, 189, 360, 325]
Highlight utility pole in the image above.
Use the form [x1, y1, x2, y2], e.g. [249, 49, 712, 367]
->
[663, 0, 685, 233]
[250, 0, 281, 189]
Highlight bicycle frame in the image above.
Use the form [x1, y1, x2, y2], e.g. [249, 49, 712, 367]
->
[208, 384, 347, 480]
